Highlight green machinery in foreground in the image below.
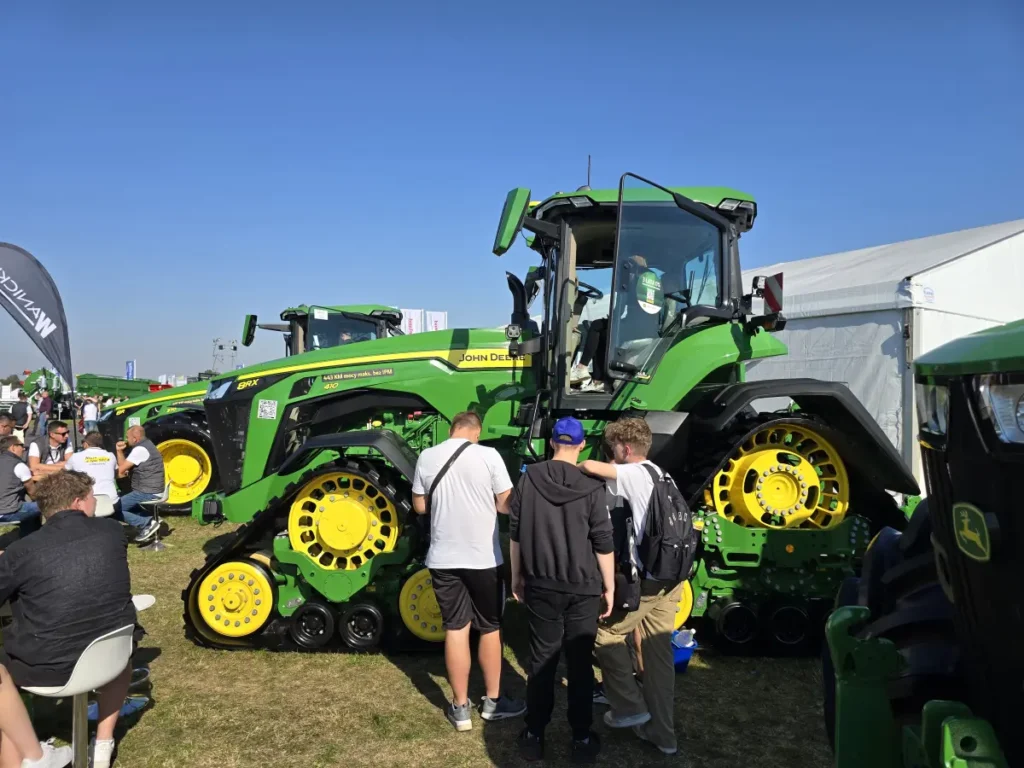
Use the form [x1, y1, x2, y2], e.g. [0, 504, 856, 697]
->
[181, 174, 919, 653]
[825, 319, 1022, 767]
[98, 304, 403, 510]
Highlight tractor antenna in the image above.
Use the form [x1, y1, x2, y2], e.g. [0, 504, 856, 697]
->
[587, 154, 591, 188]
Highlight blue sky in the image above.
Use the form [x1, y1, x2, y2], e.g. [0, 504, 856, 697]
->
[2, 1, 1021, 379]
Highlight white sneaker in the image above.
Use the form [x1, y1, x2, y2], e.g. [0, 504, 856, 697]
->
[570, 365, 592, 385]
[580, 379, 607, 393]
[603, 709, 651, 729]
[633, 724, 678, 755]
[21, 740, 72, 768]
[133, 518, 160, 543]
[90, 738, 115, 768]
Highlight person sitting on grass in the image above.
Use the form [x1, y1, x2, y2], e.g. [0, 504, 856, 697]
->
[25, 423, 71, 477]
[0, 471, 140, 768]
[0, 662, 72, 768]
[114, 426, 164, 544]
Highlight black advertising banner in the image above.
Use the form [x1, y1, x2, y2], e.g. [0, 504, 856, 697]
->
[0, 243, 74, 386]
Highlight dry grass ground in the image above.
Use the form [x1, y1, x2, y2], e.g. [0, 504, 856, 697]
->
[5, 518, 833, 767]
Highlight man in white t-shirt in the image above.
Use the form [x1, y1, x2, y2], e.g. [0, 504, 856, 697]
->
[82, 397, 100, 434]
[65, 431, 120, 502]
[27, 421, 73, 476]
[411, 411, 525, 732]
[579, 417, 682, 757]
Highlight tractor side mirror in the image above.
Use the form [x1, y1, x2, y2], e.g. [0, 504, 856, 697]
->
[493, 188, 532, 256]
[241, 314, 258, 347]
[743, 273, 787, 332]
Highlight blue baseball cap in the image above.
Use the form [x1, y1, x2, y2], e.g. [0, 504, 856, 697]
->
[552, 417, 585, 446]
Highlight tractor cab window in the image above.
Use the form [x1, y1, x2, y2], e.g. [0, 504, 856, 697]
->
[306, 309, 378, 352]
[607, 202, 722, 378]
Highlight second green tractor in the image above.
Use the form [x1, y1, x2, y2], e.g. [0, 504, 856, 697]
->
[182, 175, 918, 653]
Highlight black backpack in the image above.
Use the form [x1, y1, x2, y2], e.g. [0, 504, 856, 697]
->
[636, 463, 699, 583]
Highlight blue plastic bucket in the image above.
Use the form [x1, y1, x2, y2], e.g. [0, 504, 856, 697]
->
[671, 630, 698, 672]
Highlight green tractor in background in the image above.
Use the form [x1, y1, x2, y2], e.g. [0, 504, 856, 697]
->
[181, 174, 917, 654]
[825, 319, 1021, 768]
[98, 304, 404, 511]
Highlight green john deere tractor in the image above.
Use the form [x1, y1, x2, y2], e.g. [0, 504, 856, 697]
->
[825, 319, 1021, 768]
[98, 304, 403, 511]
[181, 174, 918, 653]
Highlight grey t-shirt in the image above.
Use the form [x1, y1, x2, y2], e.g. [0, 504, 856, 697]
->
[412, 438, 513, 570]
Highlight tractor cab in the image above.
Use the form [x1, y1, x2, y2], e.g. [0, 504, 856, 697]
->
[496, 175, 759, 411]
[241, 304, 404, 357]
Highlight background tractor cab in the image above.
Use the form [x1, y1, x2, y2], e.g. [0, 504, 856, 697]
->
[495, 174, 773, 415]
[241, 304, 404, 357]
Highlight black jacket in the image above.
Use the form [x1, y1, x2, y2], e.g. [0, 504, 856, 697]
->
[510, 461, 614, 596]
[0, 510, 137, 686]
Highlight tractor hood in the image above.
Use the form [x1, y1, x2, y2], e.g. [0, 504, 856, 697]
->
[915, 318, 1024, 378]
[206, 327, 516, 390]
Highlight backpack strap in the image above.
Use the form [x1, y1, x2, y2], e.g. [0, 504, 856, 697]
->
[427, 441, 473, 512]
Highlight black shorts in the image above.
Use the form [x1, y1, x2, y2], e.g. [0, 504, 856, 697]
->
[429, 567, 504, 634]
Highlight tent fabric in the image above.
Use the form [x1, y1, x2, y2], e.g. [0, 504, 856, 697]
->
[744, 219, 1024, 319]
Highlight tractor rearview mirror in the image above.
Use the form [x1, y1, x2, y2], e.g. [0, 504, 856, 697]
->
[242, 314, 258, 347]
[493, 188, 532, 257]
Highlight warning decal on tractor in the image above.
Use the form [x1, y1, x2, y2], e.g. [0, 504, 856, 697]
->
[257, 400, 278, 420]
[764, 272, 784, 314]
[322, 367, 394, 383]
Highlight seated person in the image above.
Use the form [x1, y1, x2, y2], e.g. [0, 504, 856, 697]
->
[0, 662, 72, 767]
[572, 318, 609, 393]
[0, 437, 42, 536]
[114, 426, 165, 544]
[64, 432, 119, 508]
[26, 423, 72, 477]
[0, 471, 140, 768]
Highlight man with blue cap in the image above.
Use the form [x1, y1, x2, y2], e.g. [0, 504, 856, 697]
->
[509, 416, 615, 763]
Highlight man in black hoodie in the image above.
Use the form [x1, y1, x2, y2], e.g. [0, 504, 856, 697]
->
[510, 417, 615, 764]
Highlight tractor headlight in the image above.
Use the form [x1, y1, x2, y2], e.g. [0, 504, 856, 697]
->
[916, 382, 949, 437]
[974, 374, 1024, 444]
[206, 380, 232, 401]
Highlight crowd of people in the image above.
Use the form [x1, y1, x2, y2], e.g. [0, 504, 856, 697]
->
[412, 411, 690, 763]
[3, 390, 129, 444]
[0, 418, 164, 546]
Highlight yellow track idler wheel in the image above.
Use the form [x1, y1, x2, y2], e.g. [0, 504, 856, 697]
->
[705, 423, 850, 530]
[399, 568, 445, 642]
[197, 560, 274, 638]
[158, 439, 214, 506]
[673, 581, 695, 631]
[287, 470, 401, 571]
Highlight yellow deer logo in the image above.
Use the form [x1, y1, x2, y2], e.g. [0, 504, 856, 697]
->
[953, 503, 991, 563]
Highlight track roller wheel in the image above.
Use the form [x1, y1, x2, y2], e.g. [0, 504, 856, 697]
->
[708, 601, 759, 650]
[766, 603, 811, 649]
[704, 422, 850, 530]
[289, 602, 336, 650]
[399, 568, 445, 643]
[673, 581, 695, 631]
[339, 602, 385, 651]
[196, 560, 274, 639]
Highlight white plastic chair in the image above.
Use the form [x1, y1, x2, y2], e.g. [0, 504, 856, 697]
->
[23, 624, 135, 768]
[138, 484, 170, 552]
[93, 494, 115, 519]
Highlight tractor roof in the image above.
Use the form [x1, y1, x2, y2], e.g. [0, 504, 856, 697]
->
[279, 304, 398, 321]
[916, 318, 1024, 377]
[533, 186, 755, 209]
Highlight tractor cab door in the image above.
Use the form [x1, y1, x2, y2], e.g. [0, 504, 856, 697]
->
[604, 174, 731, 382]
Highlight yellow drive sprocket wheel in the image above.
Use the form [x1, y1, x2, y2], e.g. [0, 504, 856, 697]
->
[197, 560, 274, 638]
[704, 423, 850, 530]
[674, 581, 695, 631]
[158, 439, 214, 506]
[399, 568, 445, 642]
[287, 470, 401, 571]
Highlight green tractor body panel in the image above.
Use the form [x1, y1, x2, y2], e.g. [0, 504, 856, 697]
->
[827, 317, 1021, 767]
[75, 374, 159, 400]
[183, 176, 919, 657]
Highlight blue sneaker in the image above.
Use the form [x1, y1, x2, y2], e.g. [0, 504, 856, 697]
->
[479, 694, 527, 721]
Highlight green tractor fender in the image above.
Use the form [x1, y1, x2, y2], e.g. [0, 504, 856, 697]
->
[275, 429, 418, 483]
[692, 378, 920, 498]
